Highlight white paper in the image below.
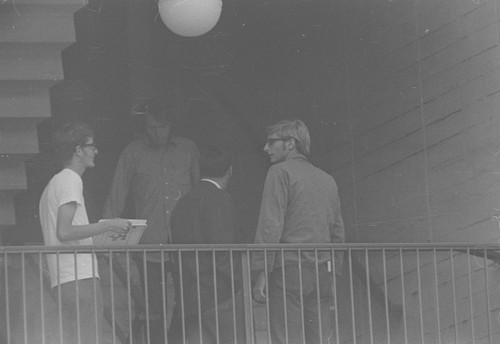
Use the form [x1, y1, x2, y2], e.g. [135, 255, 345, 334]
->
[93, 219, 147, 246]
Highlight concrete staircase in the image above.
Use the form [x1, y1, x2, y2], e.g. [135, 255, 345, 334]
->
[0, 0, 82, 226]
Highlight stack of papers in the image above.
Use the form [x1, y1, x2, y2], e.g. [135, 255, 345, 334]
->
[93, 219, 147, 246]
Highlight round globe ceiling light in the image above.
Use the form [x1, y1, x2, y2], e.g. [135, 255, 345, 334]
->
[158, 0, 223, 37]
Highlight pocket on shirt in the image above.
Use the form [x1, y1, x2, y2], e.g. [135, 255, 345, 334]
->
[173, 168, 191, 186]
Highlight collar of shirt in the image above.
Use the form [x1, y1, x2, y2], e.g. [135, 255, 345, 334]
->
[287, 151, 308, 162]
[144, 135, 179, 148]
[201, 178, 222, 189]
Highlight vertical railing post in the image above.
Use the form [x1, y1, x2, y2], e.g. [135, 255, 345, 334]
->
[241, 250, 255, 344]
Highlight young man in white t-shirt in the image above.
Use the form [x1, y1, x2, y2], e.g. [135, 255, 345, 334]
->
[39, 121, 132, 344]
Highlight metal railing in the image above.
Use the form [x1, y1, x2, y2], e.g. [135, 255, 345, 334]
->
[1, 243, 499, 344]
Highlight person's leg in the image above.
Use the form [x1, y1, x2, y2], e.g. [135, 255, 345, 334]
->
[168, 266, 184, 343]
[134, 258, 169, 344]
[268, 265, 304, 344]
[58, 278, 104, 344]
[199, 291, 246, 344]
[168, 265, 195, 344]
[186, 313, 216, 344]
[303, 265, 334, 344]
[56, 282, 76, 344]
[168, 261, 202, 344]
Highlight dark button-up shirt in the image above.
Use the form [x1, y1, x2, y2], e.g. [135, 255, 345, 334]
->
[103, 136, 200, 257]
[252, 152, 345, 272]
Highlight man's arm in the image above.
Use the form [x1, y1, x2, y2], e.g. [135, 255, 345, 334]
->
[252, 167, 288, 302]
[57, 202, 132, 242]
[331, 195, 345, 244]
[330, 191, 345, 274]
[103, 148, 133, 218]
[252, 167, 288, 270]
[189, 142, 200, 187]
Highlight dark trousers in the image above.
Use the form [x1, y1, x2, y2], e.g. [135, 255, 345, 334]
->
[134, 256, 173, 344]
[55, 278, 104, 344]
[168, 254, 245, 344]
[269, 264, 334, 344]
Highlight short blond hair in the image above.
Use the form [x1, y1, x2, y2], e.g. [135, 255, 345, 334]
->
[266, 119, 310, 157]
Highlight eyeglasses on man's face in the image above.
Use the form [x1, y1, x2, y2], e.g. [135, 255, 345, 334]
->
[131, 103, 152, 116]
[265, 138, 286, 146]
[80, 143, 98, 151]
[265, 136, 299, 146]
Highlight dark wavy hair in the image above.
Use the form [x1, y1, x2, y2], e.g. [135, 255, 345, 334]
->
[200, 146, 231, 178]
[131, 97, 179, 126]
[51, 121, 94, 165]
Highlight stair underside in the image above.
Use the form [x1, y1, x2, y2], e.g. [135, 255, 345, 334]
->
[0, 191, 16, 226]
[0, 4, 81, 43]
[0, 1, 81, 227]
[0, 80, 54, 119]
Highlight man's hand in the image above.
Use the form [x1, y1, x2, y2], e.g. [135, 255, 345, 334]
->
[101, 218, 132, 234]
[253, 271, 267, 303]
[57, 203, 133, 242]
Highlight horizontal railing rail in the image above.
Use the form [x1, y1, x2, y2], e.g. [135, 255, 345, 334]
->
[3, 242, 500, 250]
[1, 243, 499, 344]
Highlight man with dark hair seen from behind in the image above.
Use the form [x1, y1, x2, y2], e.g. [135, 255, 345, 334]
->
[252, 119, 345, 344]
[103, 98, 200, 343]
[169, 146, 244, 344]
[39, 121, 132, 344]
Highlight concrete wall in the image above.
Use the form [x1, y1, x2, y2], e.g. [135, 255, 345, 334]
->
[332, 1, 500, 342]
[338, 0, 500, 244]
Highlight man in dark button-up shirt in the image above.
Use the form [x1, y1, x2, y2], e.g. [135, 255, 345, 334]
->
[252, 119, 345, 344]
[103, 98, 200, 344]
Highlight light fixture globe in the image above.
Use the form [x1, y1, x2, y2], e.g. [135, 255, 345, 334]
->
[158, 0, 223, 37]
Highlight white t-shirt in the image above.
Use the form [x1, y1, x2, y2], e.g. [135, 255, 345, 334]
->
[39, 168, 99, 287]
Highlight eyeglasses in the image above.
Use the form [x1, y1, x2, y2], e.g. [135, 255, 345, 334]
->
[265, 136, 299, 146]
[131, 104, 152, 116]
[81, 143, 98, 151]
[265, 138, 286, 146]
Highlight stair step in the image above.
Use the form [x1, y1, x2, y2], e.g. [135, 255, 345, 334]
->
[0, 119, 41, 155]
[0, 42, 69, 80]
[0, 80, 54, 119]
[0, 191, 16, 226]
[9, 0, 82, 4]
[0, 4, 80, 43]
[0, 159, 27, 191]
[0, 0, 80, 229]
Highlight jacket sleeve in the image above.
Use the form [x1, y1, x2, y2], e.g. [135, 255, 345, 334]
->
[189, 141, 200, 187]
[330, 186, 345, 274]
[331, 192, 345, 244]
[252, 166, 288, 272]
